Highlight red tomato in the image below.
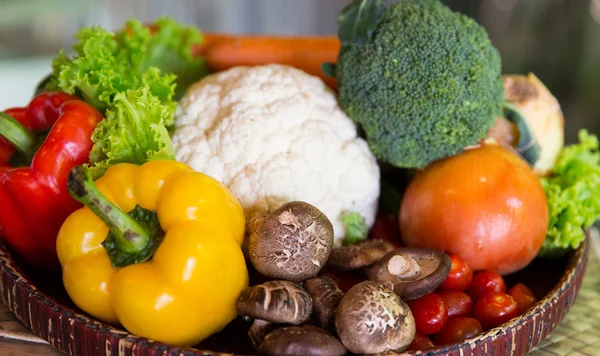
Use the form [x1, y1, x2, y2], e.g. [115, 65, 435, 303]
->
[439, 254, 473, 291]
[438, 291, 474, 318]
[407, 331, 435, 351]
[407, 293, 448, 335]
[399, 144, 549, 275]
[369, 213, 403, 247]
[434, 317, 483, 345]
[508, 283, 537, 314]
[473, 292, 519, 330]
[468, 271, 506, 300]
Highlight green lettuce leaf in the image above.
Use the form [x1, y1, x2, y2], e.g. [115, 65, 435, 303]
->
[87, 87, 175, 178]
[341, 212, 369, 245]
[44, 17, 208, 176]
[46, 17, 208, 111]
[538, 130, 600, 258]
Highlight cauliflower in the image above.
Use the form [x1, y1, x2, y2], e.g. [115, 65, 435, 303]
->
[172, 64, 380, 240]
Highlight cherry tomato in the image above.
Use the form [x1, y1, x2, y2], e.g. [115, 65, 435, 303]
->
[407, 293, 448, 335]
[438, 290, 474, 318]
[407, 331, 435, 351]
[399, 144, 548, 275]
[434, 317, 483, 345]
[369, 213, 403, 247]
[508, 283, 537, 314]
[473, 292, 519, 330]
[468, 270, 506, 300]
[439, 254, 473, 291]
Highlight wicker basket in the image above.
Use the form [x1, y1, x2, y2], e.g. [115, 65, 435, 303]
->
[0, 235, 590, 356]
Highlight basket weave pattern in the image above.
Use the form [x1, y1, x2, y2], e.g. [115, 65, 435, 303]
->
[0, 239, 595, 356]
[529, 248, 600, 355]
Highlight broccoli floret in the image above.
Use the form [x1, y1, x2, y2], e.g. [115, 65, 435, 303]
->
[334, 0, 505, 168]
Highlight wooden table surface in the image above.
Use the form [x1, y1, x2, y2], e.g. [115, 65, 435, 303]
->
[0, 302, 64, 355]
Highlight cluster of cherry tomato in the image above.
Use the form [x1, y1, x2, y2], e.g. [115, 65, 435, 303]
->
[407, 254, 538, 350]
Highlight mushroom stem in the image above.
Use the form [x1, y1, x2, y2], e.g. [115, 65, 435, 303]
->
[387, 254, 421, 278]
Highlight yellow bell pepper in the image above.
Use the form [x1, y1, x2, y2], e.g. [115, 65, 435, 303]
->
[56, 160, 249, 347]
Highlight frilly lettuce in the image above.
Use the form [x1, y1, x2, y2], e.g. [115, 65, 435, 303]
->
[88, 88, 176, 177]
[44, 17, 209, 176]
[539, 130, 600, 258]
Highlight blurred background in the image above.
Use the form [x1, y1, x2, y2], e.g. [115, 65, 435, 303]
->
[0, 0, 598, 143]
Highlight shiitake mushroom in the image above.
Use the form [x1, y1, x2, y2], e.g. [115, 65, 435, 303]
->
[248, 201, 334, 283]
[303, 275, 344, 333]
[327, 239, 395, 271]
[257, 325, 347, 356]
[335, 281, 416, 354]
[367, 248, 452, 300]
[236, 280, 313, 347]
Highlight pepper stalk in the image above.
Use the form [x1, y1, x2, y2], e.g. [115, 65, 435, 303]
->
[0, 112, 38, 165]
[67, 165, 164, 267]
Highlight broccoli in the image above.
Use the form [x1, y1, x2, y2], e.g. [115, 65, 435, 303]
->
[332, 0, 505, 168]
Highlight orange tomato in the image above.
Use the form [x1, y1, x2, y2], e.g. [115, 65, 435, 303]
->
[399, 144, 548, 275]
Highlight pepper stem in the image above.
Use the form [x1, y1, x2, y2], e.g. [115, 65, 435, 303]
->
[0, 112, 37, 163]
[67, 165, 151, 256]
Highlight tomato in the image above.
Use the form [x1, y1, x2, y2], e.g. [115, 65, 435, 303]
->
[473, 292, 519, 330]
[438, 291, 473, 318]
[434, 317, 483, 345]
[399, 144, 549, 275]
[468, 271, 506, 300]
[407, 331, 435, 351]
[407, 293, 448, 335]
[369, 213, 402, 247]
[439, 254, 473, 291]
[508, 283, 537, 314]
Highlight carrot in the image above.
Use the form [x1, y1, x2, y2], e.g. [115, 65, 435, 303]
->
[197, 34, 341, 90]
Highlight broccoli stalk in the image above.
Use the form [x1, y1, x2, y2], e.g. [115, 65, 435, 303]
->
[332, 0, 506, 169]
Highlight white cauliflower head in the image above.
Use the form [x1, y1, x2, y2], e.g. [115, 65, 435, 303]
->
[172, 64, 380, 241]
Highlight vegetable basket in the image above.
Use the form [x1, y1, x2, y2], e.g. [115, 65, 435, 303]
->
[0, 5, 596, 354]
[0, 233, 589, 355]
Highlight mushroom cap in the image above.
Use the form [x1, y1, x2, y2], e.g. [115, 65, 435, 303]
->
[249, 201, 334, 282]
[236, 280, 313, 324]
[303, 275, 344, 332]
[327, 239, 395, 271]
[257, 325, 347, 356]
[335, 281, 416, 354]
[367, 248, 451, 301]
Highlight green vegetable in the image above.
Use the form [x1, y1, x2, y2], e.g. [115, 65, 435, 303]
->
[341, 212, 369, 245]
[88, 87, 176, 177]
[539, 130, 600, 258]
[46, 17, 208, 111]
[44, 17, 209, 176]
[333, 0, 504, 169]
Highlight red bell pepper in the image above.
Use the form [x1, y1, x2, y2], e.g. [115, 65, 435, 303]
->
[0, 92, 103, 269]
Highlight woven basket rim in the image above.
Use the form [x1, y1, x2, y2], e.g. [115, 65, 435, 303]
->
[0, 236, 590, 356]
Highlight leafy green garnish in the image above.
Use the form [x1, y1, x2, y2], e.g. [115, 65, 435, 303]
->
[44, 17, 209, 176]
[88, 87, 175, 177]
[341, 212, 369, 245]
[46, 17, 208, 111]
[337, 0, 386, 46]
[539, 130, 600, 258]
